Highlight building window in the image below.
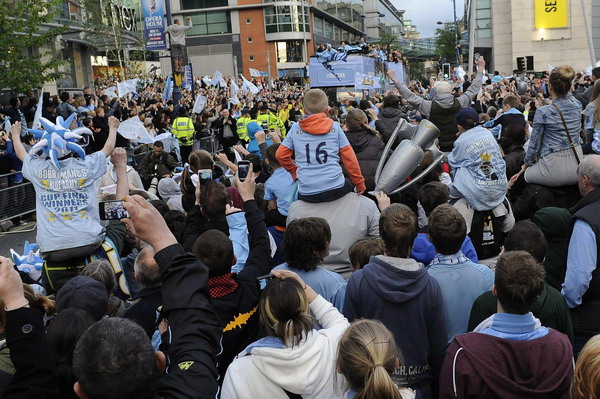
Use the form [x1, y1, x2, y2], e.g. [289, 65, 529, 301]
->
[264, 5, 309, 34]
[181, 0, 228, 9]
[187, 11, 231, 36]
[247, 37, 253, 42]
[314, 17, 323, 36]
[249, 55, 254, 61]
[276, 41, 303, 63]
[246, 18, 251, 24]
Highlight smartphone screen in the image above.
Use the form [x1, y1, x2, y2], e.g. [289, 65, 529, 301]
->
[257, 274, 274, 290]
[99, 200, 130, 220]
[238, 160, 250, 182]
[198, 169, 213, 181]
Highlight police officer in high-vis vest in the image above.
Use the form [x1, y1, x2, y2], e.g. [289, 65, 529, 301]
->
[257, 105, 286, 137]
[236, 108, 252, 143]
[171, 107, 195, 163]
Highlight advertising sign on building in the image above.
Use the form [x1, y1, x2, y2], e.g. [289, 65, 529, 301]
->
[142, 0, 167, 50]
[535, 0, 569, 29]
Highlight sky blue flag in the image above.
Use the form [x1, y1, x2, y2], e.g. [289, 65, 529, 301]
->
[163, 75, 173, 101]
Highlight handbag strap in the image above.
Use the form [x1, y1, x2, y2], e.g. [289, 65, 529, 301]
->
[552, 102, 581, 164]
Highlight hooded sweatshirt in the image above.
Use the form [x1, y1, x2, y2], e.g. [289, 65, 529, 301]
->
[344, 128, 384, 191]
[439, 327, 573, 399]
[343, 256, 448, 399]
[378, 107, 408, 143]
[277, 112, 366, 195]
[531, 207, 571, 291]
[221, 295, 350, 399]
[157, 178, 184, 213]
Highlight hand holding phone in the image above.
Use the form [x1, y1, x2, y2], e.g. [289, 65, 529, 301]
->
[99, 200, 130, 220]
[237, 160, 250, 182]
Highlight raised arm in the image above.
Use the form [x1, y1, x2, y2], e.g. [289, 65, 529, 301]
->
[122, 196, 221, 398]
[101, 116, 120, 158]
[459, 56, 486, 106]
[0, 257, 59, 398]
[236, 165, 272, 279]
[9, 122, 28, 162]
[111, 147, 129, 200]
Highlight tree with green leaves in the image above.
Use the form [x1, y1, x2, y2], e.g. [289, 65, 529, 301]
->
[0, 0, 68, 94]
[434, 22, 461, 60]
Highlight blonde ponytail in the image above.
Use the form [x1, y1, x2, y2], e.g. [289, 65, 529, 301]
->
[337, 320, 402, 399]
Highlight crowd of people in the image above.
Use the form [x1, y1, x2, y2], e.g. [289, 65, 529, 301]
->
[1, 49, 600, 399]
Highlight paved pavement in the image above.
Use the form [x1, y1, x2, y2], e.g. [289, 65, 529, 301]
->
[0, 222, 37, 257]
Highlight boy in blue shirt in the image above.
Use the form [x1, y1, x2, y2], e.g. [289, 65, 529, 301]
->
[276, 88, 365, 202]
[264, 144, 294, 227]
[263, 144, 294, 227]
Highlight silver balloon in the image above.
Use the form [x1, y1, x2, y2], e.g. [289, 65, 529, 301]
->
[372, 119, 443, 195]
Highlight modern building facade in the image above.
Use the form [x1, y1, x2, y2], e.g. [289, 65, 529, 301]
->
[166, 0, 404, 81]
[362, 0, 404, 41]
[465, 0, 600, 73]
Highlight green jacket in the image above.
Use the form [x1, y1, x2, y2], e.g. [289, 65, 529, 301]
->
[468, 283, 574, 342]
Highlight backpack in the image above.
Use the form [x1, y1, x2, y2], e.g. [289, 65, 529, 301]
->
[451, 198, 508, 260]
[468, 200, 508, 260]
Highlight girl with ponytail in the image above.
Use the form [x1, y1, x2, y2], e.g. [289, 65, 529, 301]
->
[222, 270, 350, 399]
[337, 320, 419, 399]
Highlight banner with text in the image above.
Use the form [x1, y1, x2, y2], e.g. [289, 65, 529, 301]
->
[535, 0, 568, 29]
[142, 0, 167, 50]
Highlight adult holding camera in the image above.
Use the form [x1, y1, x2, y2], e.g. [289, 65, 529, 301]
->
[138, 141, 178, 191]
[213, 108, 239, 161]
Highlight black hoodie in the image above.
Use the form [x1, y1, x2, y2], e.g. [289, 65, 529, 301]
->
[344, 128, 384, 191]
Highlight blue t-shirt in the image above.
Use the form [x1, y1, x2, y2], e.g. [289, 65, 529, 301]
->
[281, 121, 350, 196]
[264, 167, 295, 216]
[23, 152, 108, 253]
[273, 263, 346, 311]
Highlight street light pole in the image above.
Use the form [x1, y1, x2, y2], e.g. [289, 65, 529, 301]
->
[164, 0, 182, 105]
[452, 0, 459, 66]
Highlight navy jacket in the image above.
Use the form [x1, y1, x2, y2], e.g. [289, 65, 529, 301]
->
[343, 256, 448, 399]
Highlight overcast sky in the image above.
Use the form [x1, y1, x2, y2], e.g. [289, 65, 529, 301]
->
[392, 0, 466, 38]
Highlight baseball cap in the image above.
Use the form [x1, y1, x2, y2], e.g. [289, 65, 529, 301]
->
[408, 114, 422, 123]
[56, 275, 109, 321]
[455, 107, 480, 128]
[434, 80, 453, 95]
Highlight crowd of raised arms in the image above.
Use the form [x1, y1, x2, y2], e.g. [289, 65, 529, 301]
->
[2, 51, 600, 399]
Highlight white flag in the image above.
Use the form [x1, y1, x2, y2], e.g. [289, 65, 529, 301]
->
[596, 60, 600, 67]
[3, 117, 11, 133]
[117, 79, 139, 98]
[241, 75, 259, 94]
[229, 96, 240, 105]
[548, 64, 555, 72]
[202, 76, 211, 87]
[117, 116, 154, 144]
[249, 68, 261, 77]
[104, 86, 118, 99]
[193, 95, 207, 114]
[231, 80, 240, 96]
[211, 71, 223, 87]
[32, 89, 44, 130]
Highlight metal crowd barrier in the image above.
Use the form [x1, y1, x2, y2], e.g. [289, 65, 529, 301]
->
[0, 172, 36, 224]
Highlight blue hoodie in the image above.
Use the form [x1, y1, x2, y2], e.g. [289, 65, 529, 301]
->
[343, 256, 448, 399]
[246, 122, 273, 159]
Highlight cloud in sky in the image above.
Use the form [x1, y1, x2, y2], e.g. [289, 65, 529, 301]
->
[391, 0, 466, 38]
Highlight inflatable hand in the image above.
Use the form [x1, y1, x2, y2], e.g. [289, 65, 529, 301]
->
[28, 113, 92, 170]
[10, 240, 44, 283]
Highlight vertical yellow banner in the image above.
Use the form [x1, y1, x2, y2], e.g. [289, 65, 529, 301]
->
[535, 0, 569, 29]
